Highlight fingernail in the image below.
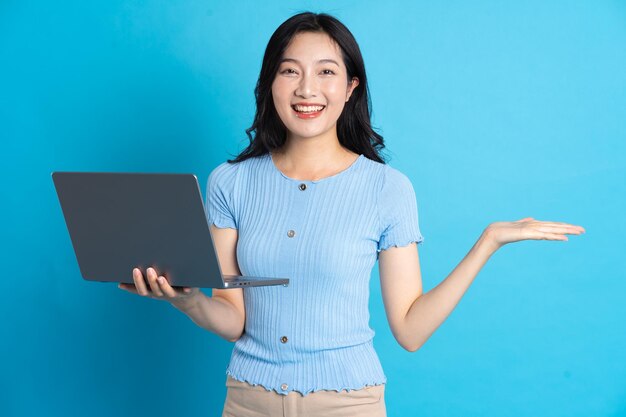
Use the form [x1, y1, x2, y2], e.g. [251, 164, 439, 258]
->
[157, 276, 164, 284]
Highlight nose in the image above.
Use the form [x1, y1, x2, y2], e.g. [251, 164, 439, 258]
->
[295, 72, 317, 98]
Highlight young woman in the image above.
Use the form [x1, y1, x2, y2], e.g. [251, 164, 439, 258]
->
[119, 12, 584, 417]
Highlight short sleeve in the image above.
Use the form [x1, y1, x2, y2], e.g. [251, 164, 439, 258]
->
[377, 166, 424, 252]
[205, 162, 238, 229]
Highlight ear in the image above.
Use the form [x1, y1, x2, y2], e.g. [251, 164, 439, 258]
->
[346, 77, 360, 102]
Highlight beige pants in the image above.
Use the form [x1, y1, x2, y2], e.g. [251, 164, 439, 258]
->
[221, 375, 386, 417]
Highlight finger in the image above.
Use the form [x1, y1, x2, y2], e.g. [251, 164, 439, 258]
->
[560, 224, 585, 233]
[156, 275, 179, 298]
[118, 283, 140, 295]
[133, 268, 151, 296]
[545, 233, 568, 241]
[172, 285, 192, 293]
[516, 217, 534, 222]
[146, 267, 164, 297]
[535, 225, 584, 235]
[534, 221, 585, 232]
[534, 231, 568, 241]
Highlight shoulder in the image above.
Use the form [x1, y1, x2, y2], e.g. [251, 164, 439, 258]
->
[360, 157, 413, 193]
[384, 166, 414, 195]
[207, 163, 236, 197]
[208, 154, 268, 186]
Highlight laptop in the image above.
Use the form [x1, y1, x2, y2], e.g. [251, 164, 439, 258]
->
[52, 172, 290, 289]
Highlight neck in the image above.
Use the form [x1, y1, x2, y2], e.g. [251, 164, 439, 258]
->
[271, 130, 359, 180]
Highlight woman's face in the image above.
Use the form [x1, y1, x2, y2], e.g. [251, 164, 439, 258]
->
[271, 31, 359, 143]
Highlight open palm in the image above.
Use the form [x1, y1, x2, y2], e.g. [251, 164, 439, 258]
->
[485, 217, 585, 249]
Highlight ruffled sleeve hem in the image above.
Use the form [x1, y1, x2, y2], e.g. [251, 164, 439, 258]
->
[377, 236, 424, 253]
[209, 217, 237, 230]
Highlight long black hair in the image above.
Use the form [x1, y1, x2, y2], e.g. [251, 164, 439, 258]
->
[228, 11, 386, 164]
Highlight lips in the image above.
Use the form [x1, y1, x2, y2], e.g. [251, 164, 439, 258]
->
[291, 103, 325, 119]
[291, 104, 326, 113]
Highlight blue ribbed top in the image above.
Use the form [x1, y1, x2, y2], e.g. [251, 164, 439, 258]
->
[205, 152, 424, 396]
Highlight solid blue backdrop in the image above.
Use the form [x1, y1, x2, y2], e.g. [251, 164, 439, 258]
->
[1, 1, 624, 416]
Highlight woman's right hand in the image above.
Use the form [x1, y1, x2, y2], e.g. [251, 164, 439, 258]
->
[118, 267, 200, 304]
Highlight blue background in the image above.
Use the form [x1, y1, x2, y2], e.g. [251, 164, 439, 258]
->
[1, 1, 624, 416]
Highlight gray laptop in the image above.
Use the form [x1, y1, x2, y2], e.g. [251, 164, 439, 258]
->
[52, 172, 289, 289]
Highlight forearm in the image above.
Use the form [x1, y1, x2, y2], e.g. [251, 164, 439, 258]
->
[401, 230, 499, 352]
[169, 293, 244, 342]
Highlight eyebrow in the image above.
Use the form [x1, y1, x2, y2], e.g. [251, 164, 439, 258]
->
[279, 58, 340, 66]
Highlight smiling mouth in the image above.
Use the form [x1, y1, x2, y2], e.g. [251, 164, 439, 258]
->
[291, 104, 326, 114]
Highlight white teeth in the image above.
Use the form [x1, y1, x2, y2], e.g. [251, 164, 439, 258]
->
[293, 105, 325, 112]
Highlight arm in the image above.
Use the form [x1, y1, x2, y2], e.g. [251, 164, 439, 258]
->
[379, 217, 585, 352]
[119, 225, 245, 343]
[170, 225, 245, 342]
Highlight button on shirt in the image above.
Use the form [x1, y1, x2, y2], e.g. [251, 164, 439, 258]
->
[206, 152, 424, 396]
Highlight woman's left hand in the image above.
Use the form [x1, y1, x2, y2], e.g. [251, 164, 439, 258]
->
[484, 217, 585, 250]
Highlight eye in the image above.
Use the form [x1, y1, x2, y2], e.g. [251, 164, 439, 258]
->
[321, 69, 336, 75]
[280, 68, 298, 75]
